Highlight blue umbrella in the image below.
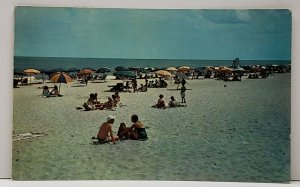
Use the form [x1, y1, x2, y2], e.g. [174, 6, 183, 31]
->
[115, 66, 129, 71]
[113, 71, 136, 79]
[96, 67, 111, 73]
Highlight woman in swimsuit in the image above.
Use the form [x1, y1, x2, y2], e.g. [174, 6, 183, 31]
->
[128, 114, 148, 140]
[117, 115, 148, 141]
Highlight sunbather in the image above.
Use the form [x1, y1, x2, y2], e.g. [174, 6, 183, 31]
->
[96, 115, 119, 144]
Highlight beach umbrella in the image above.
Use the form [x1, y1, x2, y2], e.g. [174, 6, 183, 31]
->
[24, 68, 40, 75]
[166, 67, 178, 71]
[96, 67, 111, 74]
[113, 71, 136, 78]
[45, 68, 66, 75]
[220, 67, 233, 73]
[177, 66, 190, 72]
[155, 70, 173, 77]
[115, 66, 129, 71]
[79, 68, 95, 75]
[49, 72, 73, 94]
[23, 68, 40, 83]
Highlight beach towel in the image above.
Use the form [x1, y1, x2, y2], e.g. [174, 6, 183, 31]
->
[13, 132, 49, 141]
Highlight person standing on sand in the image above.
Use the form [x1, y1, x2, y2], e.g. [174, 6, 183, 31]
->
[180, 85, 186, 103]
[97, 115, 119, 144]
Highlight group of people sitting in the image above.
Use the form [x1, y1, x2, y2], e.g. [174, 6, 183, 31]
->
[92, 114, 148, 144]
[83, 92, 121, 111]
[147, 78, 168, 88]
[41, 85, 61, 97]
[152, 94, 186, 109]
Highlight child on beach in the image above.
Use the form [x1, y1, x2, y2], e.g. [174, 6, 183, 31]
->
[42, 86, 50, 97]
[96, 115, 119, 144]
[168, 96, 178, 107]
[152, 94, 166, 108]
[50, 85, 59, 96]
[180, 85, 186, 103]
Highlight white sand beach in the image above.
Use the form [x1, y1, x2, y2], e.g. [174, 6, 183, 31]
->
[12, 73, 290, 182]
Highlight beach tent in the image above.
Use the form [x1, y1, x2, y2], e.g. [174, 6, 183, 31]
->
[49, 72, 73, 95]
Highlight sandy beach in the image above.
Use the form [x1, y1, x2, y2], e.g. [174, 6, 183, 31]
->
[12, 73, 290, 182]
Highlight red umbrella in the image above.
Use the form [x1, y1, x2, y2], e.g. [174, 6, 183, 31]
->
[49, 72, 73, 94]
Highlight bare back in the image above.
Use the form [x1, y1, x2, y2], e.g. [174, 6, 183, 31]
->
[97, 122, 112, 139]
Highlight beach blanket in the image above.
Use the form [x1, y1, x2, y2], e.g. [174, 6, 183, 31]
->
[13, 132, 49, 141]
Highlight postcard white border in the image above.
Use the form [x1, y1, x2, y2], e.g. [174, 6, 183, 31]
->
[1, 0, 299, 186]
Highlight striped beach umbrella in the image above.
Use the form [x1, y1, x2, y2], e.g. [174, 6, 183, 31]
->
[49, 72, 73, 94]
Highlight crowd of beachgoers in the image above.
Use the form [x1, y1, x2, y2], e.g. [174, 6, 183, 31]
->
[13, 58, 291, 145]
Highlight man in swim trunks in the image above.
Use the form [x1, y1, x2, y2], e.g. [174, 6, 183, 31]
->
[97, 115, 119, 144]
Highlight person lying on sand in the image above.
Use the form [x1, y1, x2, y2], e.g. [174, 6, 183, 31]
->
[152, 94, 166, 109]
[117, 115, 148, 141]
[96, 115, 119, 144]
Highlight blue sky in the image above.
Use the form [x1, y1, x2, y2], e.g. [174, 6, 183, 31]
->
[14, 8, 291, 60]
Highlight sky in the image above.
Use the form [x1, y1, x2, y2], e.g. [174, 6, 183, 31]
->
[14, 7, 291, 60]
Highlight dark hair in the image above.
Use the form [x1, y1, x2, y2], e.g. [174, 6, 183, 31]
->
[54, 85, 58, 89]
[171, 96, 174, 100]
[159, 94, 164, 98]
[115, 92, 119, 95]
[43, 86, 48, 90]
[131, 114, 138, 123]
[90, 93, 95, 98]
[112, 95, 116, 99]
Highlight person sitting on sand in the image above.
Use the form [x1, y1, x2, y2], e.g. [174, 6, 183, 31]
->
[83, 93, 96, 111]
[96, 115, 119, 144]
[103, 97, 115, 110]
[138, 84, 147, 92]
[152, 94, 166, 108]
[42, 86, 50, 97]
[111, 95, 118, 107]
[115, 92, 120, 103]
[50, 85, 59, 96]
[93, 93, 100, 104]
[117, 123, 128, 139]
[168, 96, 178, 107]
[118, 115, 148, 141]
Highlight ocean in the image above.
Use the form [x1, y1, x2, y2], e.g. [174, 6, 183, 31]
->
[14, 56, 290, 72]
